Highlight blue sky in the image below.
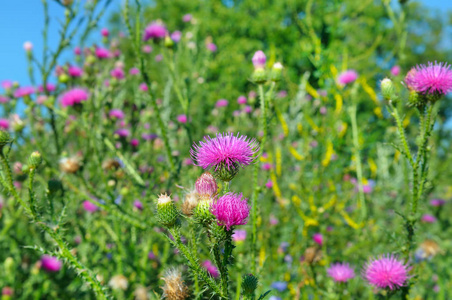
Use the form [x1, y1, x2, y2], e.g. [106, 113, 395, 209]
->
[0, 0, 451, 88]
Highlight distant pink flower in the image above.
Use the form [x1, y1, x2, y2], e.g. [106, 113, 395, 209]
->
[109, 109, 125, 119]
[101, 28, 109, 37]
[183, 14, 192, 22]
[155, 54, 163, 62]
[210, 192, 250, 230]
[277, 90, 288, 98]
[237, 95, 247, 104]
[243, 106, 252, 114]
[319, 106, 327, 115]
[270, 215, 279, 225]
[60, 88, 89, 107]
[83, 200, 98, 213]
[265, 180, 273, 189]
[95, 47, 110, 59]
[110, 67, 125, 80]
[142, 45, 152, 53]
[327, 263, 355, 283]
[262, 163, 272, 171]
[171, 31, 182, 43]
[0, 96, 9, 103]
[1, 80, 13, 90]
[391, 65, 401, 76]
[364, 254, 410, 290]
[337, 70, 358, 85]
[191, 132, 259, 172]
[143, 22, 167, 41]
[430, 199, 446, 207]
[74, 47, 82, 55]
[115, 128, 130, 138]
[134, 200, 143, 211]
[23, 41, 33, 52]
[139, 83, 148, 92]
[404, 62, 452, 95]
[177, 114, 187, 124]
[13, 86, 34, 98]
[206, 43, 217, 52]
[215, 99, 229, 107]
[232, 229, 247, 242]
[37, 83, 56, 93]
[0, 119, 9, 130]
[68, 65, 83, 77]
[252, 50, 266, 68]
[202, 260, 219, 278]
[313, 233, 323, 246]
[421, 214, 437, 223]
[129, 67, 139, 75]
[41, 255, 62, 272]
[131, 139, 139, 147]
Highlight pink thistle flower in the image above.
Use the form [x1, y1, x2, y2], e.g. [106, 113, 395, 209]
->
[110, 67, 125, 80]
[37, 83, 56, 93]
[363, 254, 410, 290]
[129, 67, 139, 75]
[142, 45, 153, 53]
[206, 43, 217, 52]
[13, 86, 34, 98]
[243, 106, 252, 114]
[202, 260, 219, 278]
[177, 114, 188, 124]
[215, 99, 229, 107]
[430, 199, 446, 207]
[115, 128, 130, 138]
[1, 80, 13, 90]
[74, 47, 82, 55]
[101, 28, 109, 37]
[95, 47, 110, 59]
[232, 229, 247, 242]
[313, 233, 323, 246]
[195, 172, 218, 198]
[171, 31, 182, 43]
[265, 180, 273, 189]
[68, 65, 83, 77]
[41, 255, 62, 272]
[421, 214, 437, 223]
[182, 14, 192, 22]
[109, 109, 125, 120]
[391, 65, 401, 76]
[83, 200, 98, 213]
[139, 83, 148, 92]
[0, 96, 9, 103]
[143, 22, 167, 41]
[327, 263, 355, 283]
[0, 119, 10, 130]
[23, 41, 33, 52]
[131, 138, 139, 147]
[191, 132, 259, 172]
[134, 200, 143, 211]
[60, 88, 89, 107]
[155, 54, 163, 62]
[404, 62, 452, 95]
[210, 192, 250, 230]
[252, 50, 266, 68]
[237, 95, 247, 104]
[262, 163, 272, 171]
[337, 70, 358, 85]
[277, 90, 288, 98]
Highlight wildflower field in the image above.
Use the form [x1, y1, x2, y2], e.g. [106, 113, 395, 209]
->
[1, 0, 452, 299]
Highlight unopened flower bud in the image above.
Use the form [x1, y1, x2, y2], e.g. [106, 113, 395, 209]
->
[23, 41, 33, 52]
[270, 62, 283, 82]
[156, 194, 179, 227]
[252, 51, 266, 69]
[381, 78, 395, 101]
[251, 68, 267, 84]
[407, 90, 425, 108]
[58, 74, 70, 83]
[164, 35, 174, 48]
[28, 151, 42, 169]
[181, 191, 199, 216]
[242, 274, 258, 295]
[195, 172, 218, 199]
[193, 198, 214, 224]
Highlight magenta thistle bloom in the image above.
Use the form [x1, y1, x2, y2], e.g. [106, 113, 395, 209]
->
[74, 47, 82, 55]
[68, 65, 83, 77]
[41, 255, 62, 272]
[195, 172, 218, 198]
[206, 43, 217, 52]
[232, 229, 247, 242]
[129, 67, 140, 75]
[210, 192, 250, 230]
[337, 70, 358, 85]
[191, 132, 259, 172]
[327, 263, 355, 283]
[101, 28, 109, 37]
[363, 254, 410, 290]
[313, 233, 323, 246]
[202, 260, 219, 278]
[404, 62, 452, 95]
[109, 109, 125, 119]
[421, 214, 437, 223]
[115, 128, 130, 138]
[391, 65, 401, 76]
[143, 22, 167, 41]
[83, 200, 98, 213]
[430, 198, 446, 207]
[237, 95, 247, 104]
[182, 14, 192, 22]
[37, 83, 56, 93]
[111, 68, 125, 80]
[0, 96, 9, 103]
[177, 114, 188, 124]
[60, 88, 89, 107]
[13, 86, 34, 98]
[139, 83, 148, 92]
[252, 50, 266, 69]
[171, 31, 182, 43]
[95, 47, 110, 59]
[130, 138, 139, 147]
[215, 99, 229, 107]
[0, 119, 10, 130]
[1, 80, 13, 90]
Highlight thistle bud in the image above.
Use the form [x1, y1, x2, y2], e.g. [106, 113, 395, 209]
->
[28, 151, 42, 169]
[195, 172, 218, 199]
[241, 274, 258, 296]
[270, 62, 283, 82]
[251, 68, 267, 84]
[164, 35, 174, 49]
[181, 191, 199, 216]
[381, 78, 395, 100]
[0, 130, 11, 150]
[193, 198, 214, 224]
[156, 194, 179, 227]
[407, 90, 426, 108]
[58, 74, 70, 83]
[212, 162, 240, 182]
[252, 51, 266, 69]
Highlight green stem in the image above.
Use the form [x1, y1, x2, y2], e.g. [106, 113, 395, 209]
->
[213, 244, 229, 298]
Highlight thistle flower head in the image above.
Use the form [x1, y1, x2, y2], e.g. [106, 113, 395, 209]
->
[95, 47, 110, 59]
[109, 109, 125, 119]
[68, 65, 83, 77]
[60, 88, 89, 107]
[191, 132, 259, 181]
[195, 172, 218, 199]
[13, 86, 34, 98]
[327, 262, 355, 283]
[337, 70, 358, 85]
[40, 255, 62, 272]
[156, 194, 179, 227]
[252, 50, 266, 69]
[210, 192, 250, 230]
[363, 254, 410, 290]
[202, 260, 219, 278]
[181, 191, 199, 216]
[143, 22, 167, 41]
[161, 268, 189, 300]
[404, 62, 452, 96]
